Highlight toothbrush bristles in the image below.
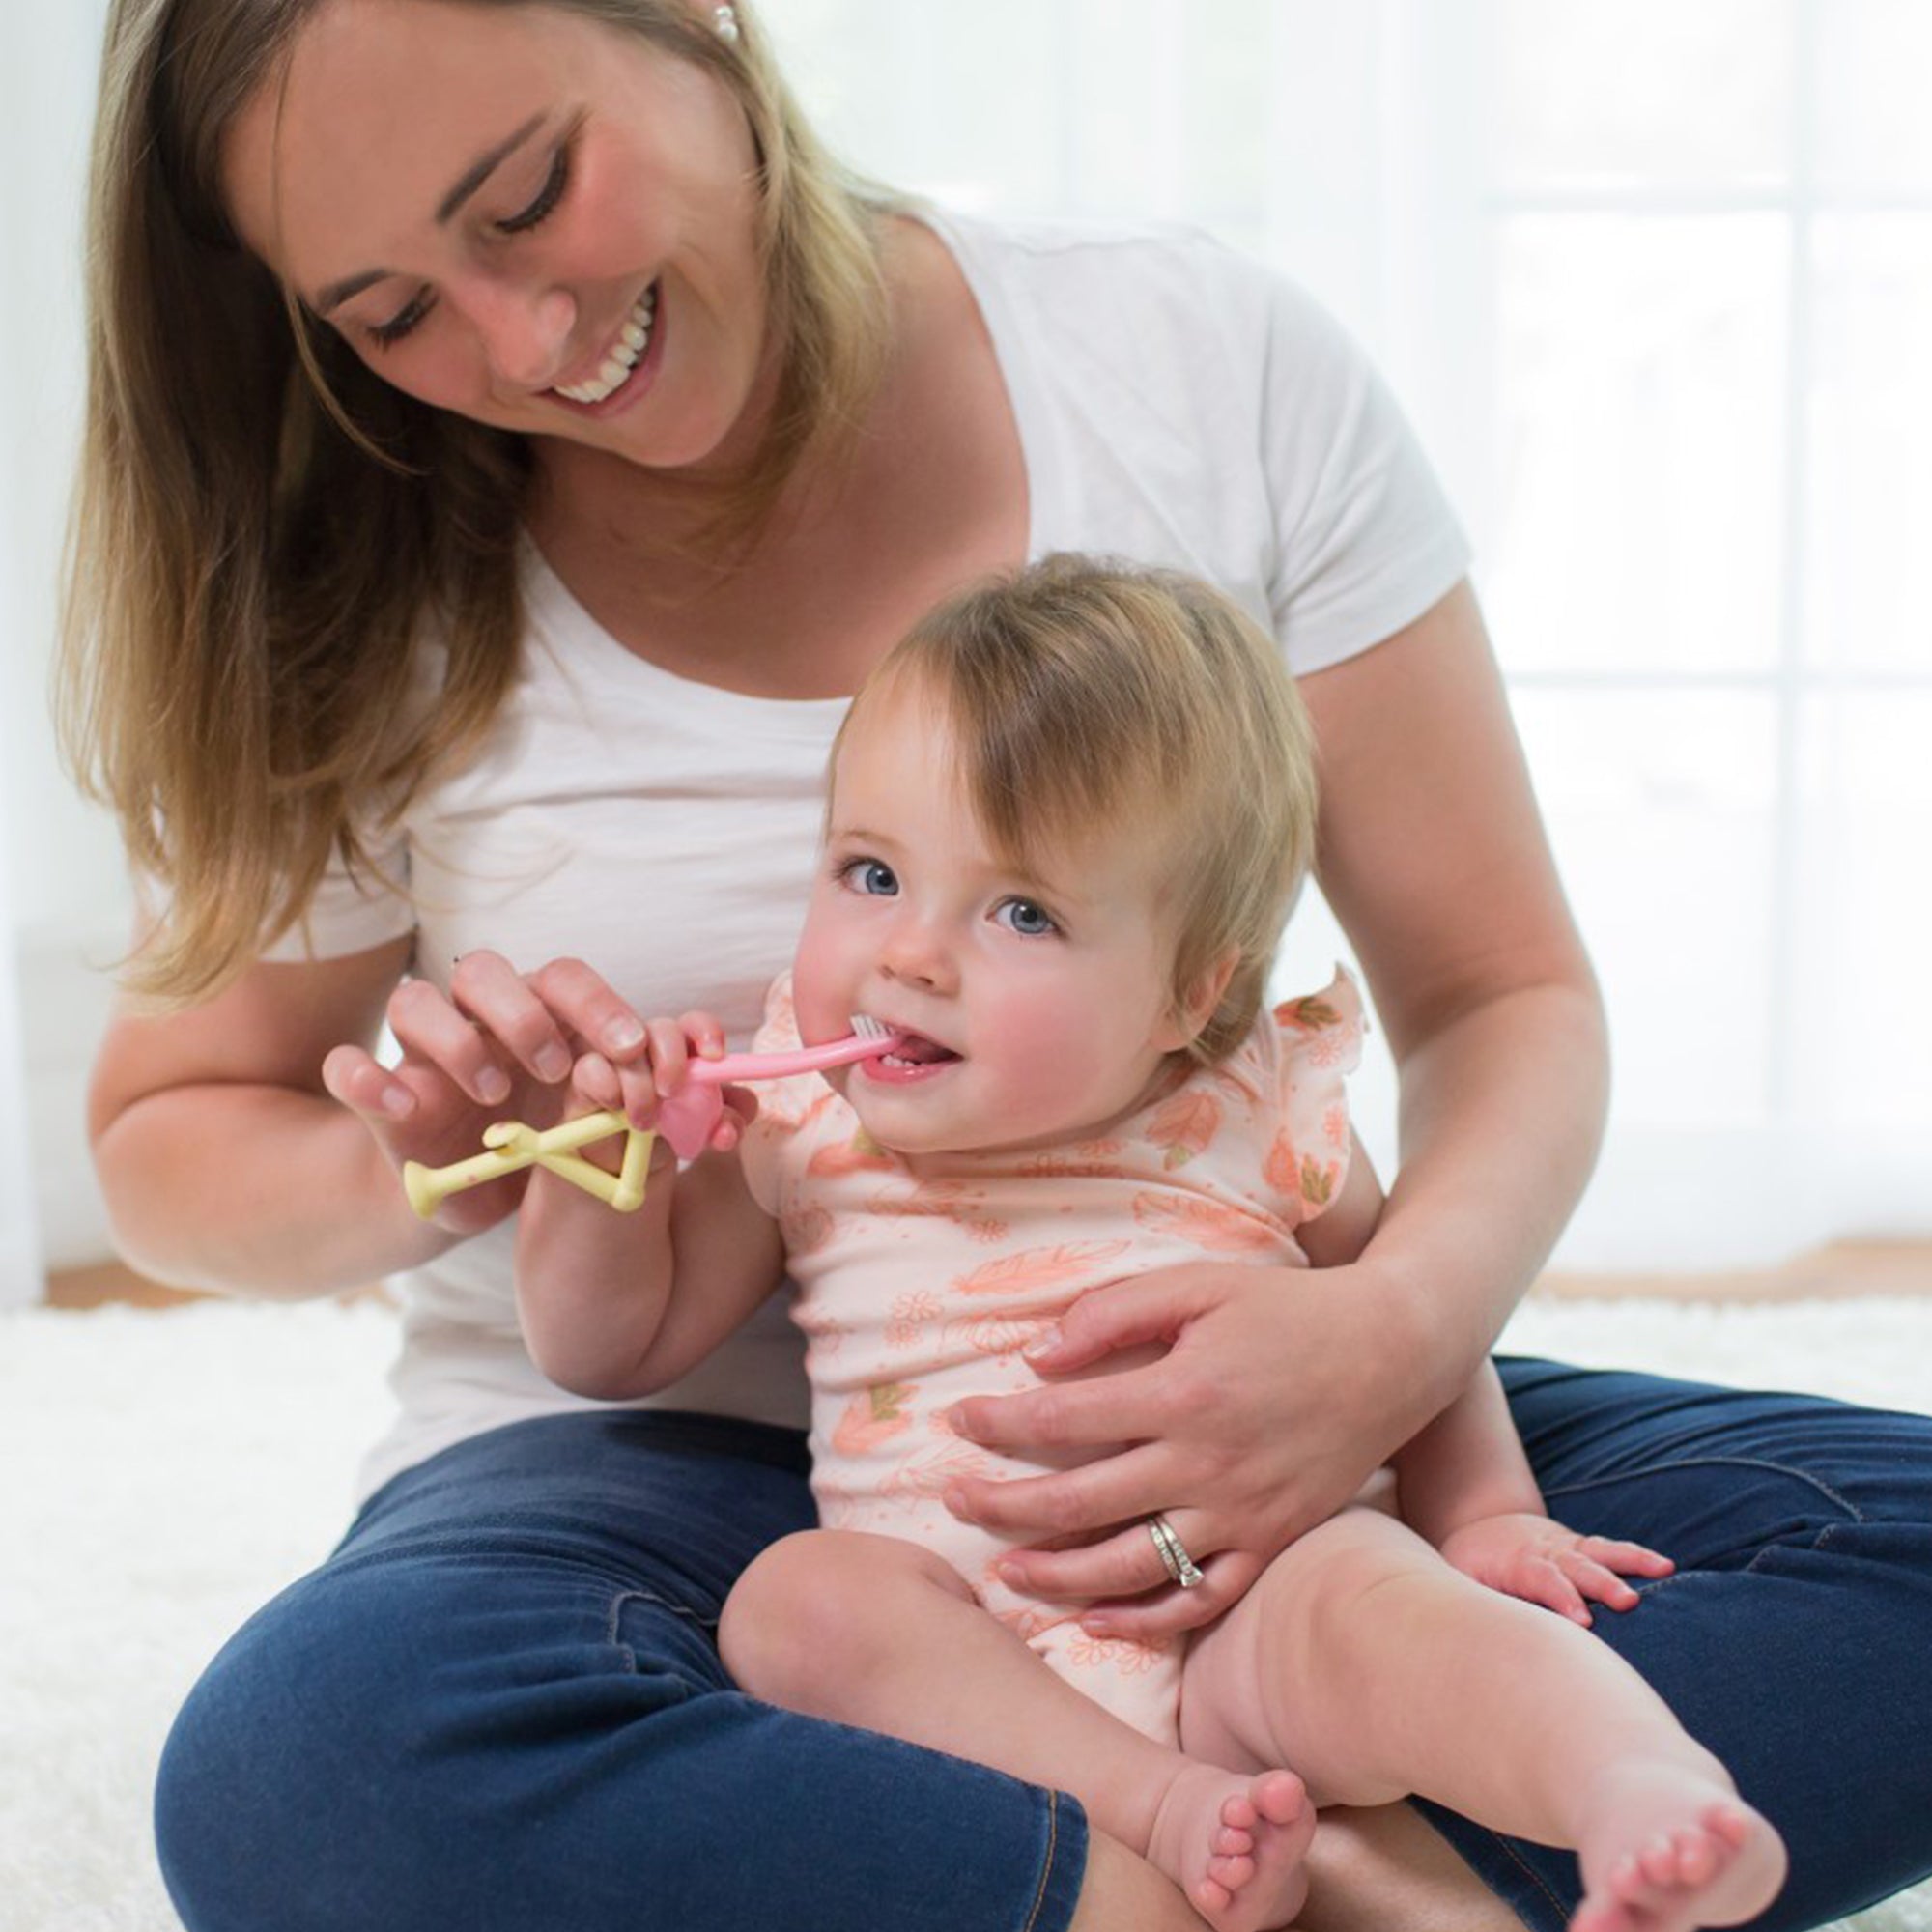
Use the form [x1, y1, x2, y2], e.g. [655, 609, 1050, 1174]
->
[850, 1014, 889, 1039]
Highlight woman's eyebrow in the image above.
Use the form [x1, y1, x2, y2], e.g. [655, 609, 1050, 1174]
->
[312, 110, 548, 315]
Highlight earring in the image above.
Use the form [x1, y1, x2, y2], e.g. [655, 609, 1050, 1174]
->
[713, 4, 740, 43]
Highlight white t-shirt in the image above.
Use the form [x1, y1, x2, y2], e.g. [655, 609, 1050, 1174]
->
[270, 209, 1470, 1502]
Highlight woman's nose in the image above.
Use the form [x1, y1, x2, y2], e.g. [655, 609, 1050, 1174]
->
[461, 279, 576, 391]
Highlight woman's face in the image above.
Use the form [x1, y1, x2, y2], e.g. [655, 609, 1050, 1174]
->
[222, 0, 770, 474]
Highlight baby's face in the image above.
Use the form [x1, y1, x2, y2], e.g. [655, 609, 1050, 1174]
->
[792, 680, 1195, 1158]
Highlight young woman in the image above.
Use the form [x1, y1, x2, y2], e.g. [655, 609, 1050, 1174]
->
[64, 3, 1932, 1928]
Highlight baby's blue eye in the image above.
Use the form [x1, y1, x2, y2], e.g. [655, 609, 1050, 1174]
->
[996, 898, 1057, 937]
[843, 859, 898, 896]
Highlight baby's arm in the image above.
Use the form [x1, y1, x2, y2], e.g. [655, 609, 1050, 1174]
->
[515, 1018, 784, 1402]
[1393, 1357, 1674, 1625]
[1297, 1128, 1670, 1621]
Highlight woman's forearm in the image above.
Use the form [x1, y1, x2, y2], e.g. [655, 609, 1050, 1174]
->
[94, 1082, 451, 1296]
[1362, 976, 1609, 1418]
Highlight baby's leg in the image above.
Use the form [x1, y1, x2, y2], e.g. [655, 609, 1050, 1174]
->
[1179, 1509, 1785, 1932]
[722, 1528, 1313, 1932]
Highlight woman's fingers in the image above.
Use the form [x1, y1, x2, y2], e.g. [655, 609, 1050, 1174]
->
[321, 1042, 416, 1121]
[946, 1358, 1173, 1458]
[524, 955, 649, 1062]
[1018, 1269, 1218, 1375]
[390, 973, 518, 1103]
[1082, 1551, 1260, 1640]
[995, 1507, 1214, 1603]
[944, 1438, 1179, 1542]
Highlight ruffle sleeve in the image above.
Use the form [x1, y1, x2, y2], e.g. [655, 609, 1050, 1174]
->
[1264, 966, 1366, 1227]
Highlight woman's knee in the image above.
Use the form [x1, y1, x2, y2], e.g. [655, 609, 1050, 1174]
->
[156, 1575, 407, 1930]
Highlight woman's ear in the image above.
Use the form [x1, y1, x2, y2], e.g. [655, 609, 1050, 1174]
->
[1155, 945, 1240, 1054]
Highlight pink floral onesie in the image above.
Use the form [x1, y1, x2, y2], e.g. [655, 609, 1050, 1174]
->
[738, 969, 1364, 1746]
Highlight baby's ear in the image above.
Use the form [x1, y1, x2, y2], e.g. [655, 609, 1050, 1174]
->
[1157, 945, 1240, 1053]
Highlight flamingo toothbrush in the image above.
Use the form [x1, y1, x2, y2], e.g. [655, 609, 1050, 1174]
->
[402, 1016, 903, 1217]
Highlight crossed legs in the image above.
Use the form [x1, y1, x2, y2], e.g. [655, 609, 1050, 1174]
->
[724, 1511, 1786, 1932]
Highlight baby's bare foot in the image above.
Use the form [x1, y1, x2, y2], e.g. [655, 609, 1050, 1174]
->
[1570, 1761, 1786, 1932]
[1146, 1765, 1313, 1932]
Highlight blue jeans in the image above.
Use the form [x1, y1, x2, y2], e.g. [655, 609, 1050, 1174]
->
[155, 1366, 1932, 1930]
[155, 1410, 1086, 1932]
[1420, 1358, 1932, 1930]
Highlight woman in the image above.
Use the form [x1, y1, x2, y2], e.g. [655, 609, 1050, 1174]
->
[63, 3, 1932, 1929]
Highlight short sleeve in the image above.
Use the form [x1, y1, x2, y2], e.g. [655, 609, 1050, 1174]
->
[1257, 274, 1472, 676]
[255, 832, 416, 963]
[1266, 966, 1366, 1225]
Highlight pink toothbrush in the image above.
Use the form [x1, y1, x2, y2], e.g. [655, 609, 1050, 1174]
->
[401, 1017, 904, 1218]
[653, 1016, 902, 1159]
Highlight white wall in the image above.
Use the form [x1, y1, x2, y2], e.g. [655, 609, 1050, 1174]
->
[1, 0, 129, 1277]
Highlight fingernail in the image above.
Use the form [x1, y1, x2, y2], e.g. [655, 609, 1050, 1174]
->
[995, 1559, 1027, 1589]
[606, 1018, 645, 1052]
[1021, 1324, 1062, 1360]
[1082, 1617, 1114, 1638]
[942, 1486, 971, 1520]
[381, 1086, 415, 1120]
[535, 1044, 571, 1082]
[478, 1068, 511, 1104]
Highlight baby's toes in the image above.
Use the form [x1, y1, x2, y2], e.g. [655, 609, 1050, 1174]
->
[1219, 1792, 1259, 1833]
[1208, 1852, 1256, 1895]
[1213, 1823, 1255, 1858]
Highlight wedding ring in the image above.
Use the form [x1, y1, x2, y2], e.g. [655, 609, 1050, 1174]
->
[1146, 1514, 1207, 1589]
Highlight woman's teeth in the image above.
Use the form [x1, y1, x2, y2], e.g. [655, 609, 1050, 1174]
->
[555, 287, 656, 405]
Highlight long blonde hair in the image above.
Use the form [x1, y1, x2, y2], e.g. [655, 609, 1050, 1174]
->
[839, 556, 1321, 1065]
[60, 0, 892, 1005]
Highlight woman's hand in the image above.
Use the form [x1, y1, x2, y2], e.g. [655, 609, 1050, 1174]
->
[942, 1257, 1434, 1639]
[320, 951, 657, 1235]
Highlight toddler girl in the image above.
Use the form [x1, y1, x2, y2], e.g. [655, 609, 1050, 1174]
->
[516, 557, 1785, 1932]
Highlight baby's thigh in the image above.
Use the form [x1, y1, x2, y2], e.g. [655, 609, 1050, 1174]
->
[1178, 1506, 1443, 1783]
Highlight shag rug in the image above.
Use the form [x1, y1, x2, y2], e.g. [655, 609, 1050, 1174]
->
[4, 1294, 1930, 1932]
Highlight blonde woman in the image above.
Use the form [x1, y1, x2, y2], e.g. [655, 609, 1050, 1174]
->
[64, 3, 1932, 1930]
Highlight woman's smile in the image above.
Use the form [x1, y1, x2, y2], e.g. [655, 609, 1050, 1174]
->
[220, 0, 770, 474]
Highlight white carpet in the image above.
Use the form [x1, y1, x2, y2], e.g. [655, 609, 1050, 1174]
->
[3, 1294, 1930, 1932]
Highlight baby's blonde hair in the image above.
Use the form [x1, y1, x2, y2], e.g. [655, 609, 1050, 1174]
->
[838, 555, 1320, 1065]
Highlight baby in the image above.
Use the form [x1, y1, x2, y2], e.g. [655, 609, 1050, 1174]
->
[515, 556, 1786, 1932]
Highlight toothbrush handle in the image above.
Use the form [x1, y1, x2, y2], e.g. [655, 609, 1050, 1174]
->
[657, 1033, 897, 1159]
[686, 1034, 897, 1086]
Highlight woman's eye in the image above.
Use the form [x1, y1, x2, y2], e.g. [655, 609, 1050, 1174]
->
[996, 898, 1057, 938]
[839, 859, 898, 897]
[498, 143, 571, 236]
[367, 290, 435, 348]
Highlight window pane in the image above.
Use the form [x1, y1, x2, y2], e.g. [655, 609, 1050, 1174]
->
[1795, 693, 1932, 1130]
[1812, 0, 1932, 194]
[1486, 215, 1790, 675]
[1484, 0, 1795, 192]
[1804, 214, 1932, 674]
[1514, 690, 1778, 1120]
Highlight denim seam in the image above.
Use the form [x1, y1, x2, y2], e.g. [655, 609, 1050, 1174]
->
[605, 1587, 720, 1647]
[1417, 1802, 1569, 1932]
[1017, 1788, 1059, 1932]
[1744, 1516, 1848, 1577]
[1540, 1454, 1871, 1524]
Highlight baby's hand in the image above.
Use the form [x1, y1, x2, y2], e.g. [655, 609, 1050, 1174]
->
[1438, 1512, 1674, 1626]
[570, 1010, 753, 1154]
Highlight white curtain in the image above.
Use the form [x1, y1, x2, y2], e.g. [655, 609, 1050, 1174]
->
[9, 1, 1927, 1280]
[768, 0, 1932, 1268]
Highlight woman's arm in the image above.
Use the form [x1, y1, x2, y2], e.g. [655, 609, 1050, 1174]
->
[88, 941, 666, 1296]
[937, 582, 1609, 1634]
[88, 936, 449, 1294]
